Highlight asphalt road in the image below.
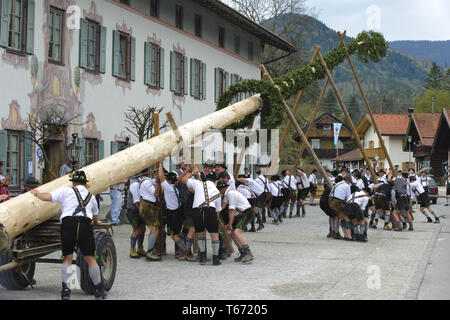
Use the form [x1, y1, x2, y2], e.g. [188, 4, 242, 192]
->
[0, 200, 448, 301]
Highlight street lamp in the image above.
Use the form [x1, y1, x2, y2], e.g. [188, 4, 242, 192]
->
[408, 135, 412, 170]
[66, 133, 81, 170]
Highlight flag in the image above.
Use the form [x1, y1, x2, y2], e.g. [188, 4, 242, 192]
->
[333, 123, 342, 146]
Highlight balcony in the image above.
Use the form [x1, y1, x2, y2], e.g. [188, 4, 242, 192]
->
[363, 148, 386, 159]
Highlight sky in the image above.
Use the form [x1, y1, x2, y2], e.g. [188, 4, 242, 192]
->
[305, 0, 450, 41]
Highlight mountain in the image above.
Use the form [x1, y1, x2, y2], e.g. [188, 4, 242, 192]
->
[269, 15, 432, 118]
[389, 41, 450, 68]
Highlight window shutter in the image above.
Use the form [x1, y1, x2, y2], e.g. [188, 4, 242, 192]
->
[26, 0, 35, 54]
[130, 36, 136, 81]
[0, 130, 7, 168]
[159, 47, 164, 89]
[23, 131, 33, 181]
[98, 140, 104, 160]
[110, 141, 119, 155]
[0, 0, 10, 47]
[79, 19, 88, 68]
[144, 42, 151, 85]
[78, 138, 86, 168]
[99, 25, 107, 73]
[112, 30, 120, 77]
[170, 51, 175, 91]
[230, 74, 236, 104]
[201, 62, 206, 100]
[190, 58, 194, 96]
[183, 56, 188, 95]
[225, 71, 229, 91]
[214, 68, 220, 103]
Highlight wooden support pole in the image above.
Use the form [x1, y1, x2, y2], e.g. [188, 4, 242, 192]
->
[233, 116, 256, 177]
[315, 47, 378, 184]
[338, 31, 395, 171]
[264, 46, 321, 174]
[260, 64, 333, 189]
[293, 77, 329, 171]
[153, 111, 165, 254]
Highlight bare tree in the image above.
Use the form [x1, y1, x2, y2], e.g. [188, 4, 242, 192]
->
[124, 106, 169, 142]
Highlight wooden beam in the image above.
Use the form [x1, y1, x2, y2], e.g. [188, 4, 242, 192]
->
[260, 64, 333, 189]
[338, 31, 395, 171]
[315, 47, 378, 184]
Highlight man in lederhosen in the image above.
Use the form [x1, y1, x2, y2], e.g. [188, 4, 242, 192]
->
[281, 170, 297, 218]
[328, 176, 352, 240]
[255, 169, 270, 223]
[308, 169, 318, 206]
[217, 181, 255, 263]
[236, 175, 265, 231]
[182, 168, 223, 265]
[295, 168, 310, 218]
[410, 175, 440, 224]
[31, 170, 107, 300]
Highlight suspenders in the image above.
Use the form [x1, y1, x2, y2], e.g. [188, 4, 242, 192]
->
[72, 187, 93, 217]
[199, 181, 221, 208]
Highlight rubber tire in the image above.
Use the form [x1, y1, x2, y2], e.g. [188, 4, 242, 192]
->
[76, 231, 117, 295]
[0, 240, 36, 290]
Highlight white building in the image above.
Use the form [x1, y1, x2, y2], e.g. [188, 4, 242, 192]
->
[0, 0, 294, 192]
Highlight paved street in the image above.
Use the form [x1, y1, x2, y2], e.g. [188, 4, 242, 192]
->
[0, 201, 448, 300]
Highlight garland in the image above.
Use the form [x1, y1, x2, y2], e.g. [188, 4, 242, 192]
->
[216, 31, 388, 130]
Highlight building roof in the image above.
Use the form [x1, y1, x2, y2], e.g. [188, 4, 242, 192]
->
[357, 114, 410, 137]
[431, 108, 450, 153]
[332, 149, 362, 162]
[410, 113, 440, 147]
[193, 0, 296, 53]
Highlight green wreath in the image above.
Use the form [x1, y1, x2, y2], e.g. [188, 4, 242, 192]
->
[216, 31, 388, 130]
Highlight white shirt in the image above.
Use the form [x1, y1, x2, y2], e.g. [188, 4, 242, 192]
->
[410, 180, 425, 199]
[420, 176, 431, 187]
[111, 183, 125, 191]
[347, 191, 369, 211]
[309, 173, 318, 186]
[296, 173, 309, 190]
[283, 175, 297, 190]
[255, 175, 269, 192]
[129, 181, 141, 204]
[51, 185, 99, 220]
[223, 188, 251, 215]
[355, 179, 365, 191]
[161, 180, 181, 210]
[245, 178, 264, 196]
[331, 182, 351, 201]
[269, 181, 282, 197]
[139, 178, 157, 202]
[186, 179, 222, 211]
[237, 184, 255, 199]
[228, 174, 236, 189]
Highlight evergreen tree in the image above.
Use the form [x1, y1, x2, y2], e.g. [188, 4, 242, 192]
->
[424, 62, 444, 90]
[348, 96, 363, 125]
[322, 89, 341, 116]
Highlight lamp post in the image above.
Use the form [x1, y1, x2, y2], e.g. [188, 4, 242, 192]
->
[408, 135, 412, 171]
[66, 133, 81, 171]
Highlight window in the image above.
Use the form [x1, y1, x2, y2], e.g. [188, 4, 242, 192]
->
[145, 42, 164, 89]
[214, 68, 228, 103]
[175, 4, 183, 30]
[6, 131, 21, 188]
[48, 7, 63, 63]
[218, 26, 225, 48]
[248, 41, 254, 61]
[85, 139, 98, 166]
[79, 19, 106, 73]
[112, 30, 135, 81]
[368, 140, 374, 149]
[194, 14, 202, 38]
[234, 34, 240, 54]
[311, 139, 321, 149]
[323, 124, 332, 131]
[230, 73, 242, 103]
[190, 59, 206, 100]
[119, 0, 130, 5]
[0, 0, 34, 54]
[170, 51, 187, 96]
[150, 0, 159, 17]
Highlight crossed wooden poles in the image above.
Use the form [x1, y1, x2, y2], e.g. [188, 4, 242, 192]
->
[268, 31, 396, 186]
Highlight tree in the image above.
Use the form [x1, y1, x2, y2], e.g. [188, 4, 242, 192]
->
[322, 89, 342, 118]
[414, 89, 450, 114]
[124, 106, 169, 142]
[347, 96, 363, 125]
[424, 62, 445, 90]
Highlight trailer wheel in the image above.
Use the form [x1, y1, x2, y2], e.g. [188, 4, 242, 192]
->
[0, 240, 36, 290]
[76, 231, 117, 295]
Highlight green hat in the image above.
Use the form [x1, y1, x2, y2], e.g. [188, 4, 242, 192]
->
[69, 170, 88, 184]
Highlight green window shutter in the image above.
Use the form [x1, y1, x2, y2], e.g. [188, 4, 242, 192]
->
[78, 138, 86, 168]
[190, 58, 194, 96]
[225, 71, 229, 91]
[110, 141, 119, 155]
[214, 68, 220, 103]
[0, 130, 7, 168]
[99, 25, 107, 73]
[112, 30, 120, 77]
[23, 131, 33, 181]
[159, 47, 164, 89]
[201, 62, 206, 100]
[0, 0, 10, 47]
[144, 42, 151, 85]
[130, 37, 136, 81]
[170, 51, 175, 91]
[183, 56, 188, 95]
[26, 0, 35, 54]
[79, 18, 88, 68]
[98, 140, 104, 160]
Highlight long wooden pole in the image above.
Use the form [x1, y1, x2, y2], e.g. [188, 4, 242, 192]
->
[265, 47, 321, 173]
[338, 31, 395, 171]
[260, 64, 333, 189]
[315, 47, 378, 183]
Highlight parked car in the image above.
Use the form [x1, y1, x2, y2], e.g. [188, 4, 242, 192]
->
[427, 177, 439, 204]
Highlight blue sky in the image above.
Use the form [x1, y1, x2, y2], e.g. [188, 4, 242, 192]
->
[305, 0, 450, 41]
